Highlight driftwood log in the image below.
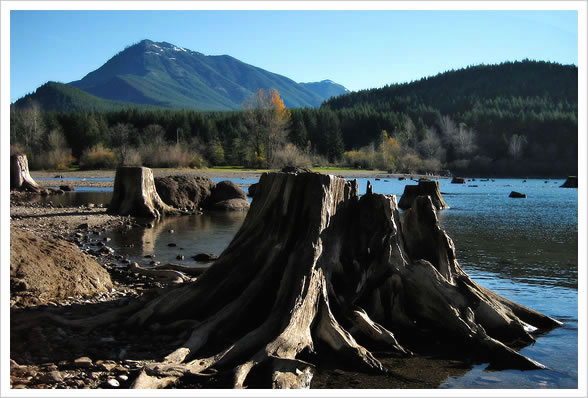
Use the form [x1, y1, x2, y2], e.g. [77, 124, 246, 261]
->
[10, 154, 42, 193]
[398, 179, 448, 209]
[49, 170, 561, 389]
[109, 166, 178, 219]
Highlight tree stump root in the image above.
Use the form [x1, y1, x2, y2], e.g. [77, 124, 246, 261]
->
[29, 171, 562, 389]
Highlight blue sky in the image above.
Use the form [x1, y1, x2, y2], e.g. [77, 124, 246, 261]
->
[9, 9, 578, 102]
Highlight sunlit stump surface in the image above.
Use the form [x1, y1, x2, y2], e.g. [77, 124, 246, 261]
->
[108, 166, 177, 219]
[398, 179, 448, 209]
[10, 154, 42, 193]
[45, 169, 562, 389]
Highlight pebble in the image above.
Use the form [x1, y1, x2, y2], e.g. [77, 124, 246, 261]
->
[73, 356, 93, 368]
[118, 375, 129, 382]
[106, 379, 120, 388]
[114, 365, 129, 373]
[97, 362, 117, 371]
[37, 370, 63, 384]
[176, 255, 184, 260]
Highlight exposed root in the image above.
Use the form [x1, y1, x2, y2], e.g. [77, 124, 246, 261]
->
[348, 307, 412, 356]
[128, 262, 191, 284]
[269, 356, 315, 389]
[402, 260, 546, 370]
[155, 263, 209, 277]
[315, 286, 385, 373]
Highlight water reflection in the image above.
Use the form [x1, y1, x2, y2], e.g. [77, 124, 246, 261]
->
[104, 211, 247, 268]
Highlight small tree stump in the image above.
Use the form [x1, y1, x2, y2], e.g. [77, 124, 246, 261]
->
[560, 176, 577, 188]
[398, 179, 449, 209]
[10, 154, 42, 193]
[108, 166, 177, 218]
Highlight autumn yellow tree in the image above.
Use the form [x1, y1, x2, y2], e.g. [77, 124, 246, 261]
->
[243, 88, 290, 168]
[378, 130, 402, 170]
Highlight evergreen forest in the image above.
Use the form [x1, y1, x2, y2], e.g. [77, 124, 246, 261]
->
[10, 60, 578, 177]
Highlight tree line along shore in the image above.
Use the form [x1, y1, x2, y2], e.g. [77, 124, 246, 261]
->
[11, 61, 578, 179]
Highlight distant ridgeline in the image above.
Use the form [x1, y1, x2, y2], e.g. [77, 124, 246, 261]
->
[11, 58, 577, 177]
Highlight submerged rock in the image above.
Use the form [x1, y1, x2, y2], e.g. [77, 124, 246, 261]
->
[192, 253, 218, 262]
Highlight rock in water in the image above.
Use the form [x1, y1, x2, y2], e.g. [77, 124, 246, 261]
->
[398, 179, 449, 210]
[154, 175, 215, 210]
[451, 177, 466, 184]
[209, 180, 247, 203]
[509, 191, 527, 198]
[192, 253, 218, 262]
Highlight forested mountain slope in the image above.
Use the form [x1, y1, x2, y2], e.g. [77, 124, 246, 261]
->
[315, 60, 578, 176]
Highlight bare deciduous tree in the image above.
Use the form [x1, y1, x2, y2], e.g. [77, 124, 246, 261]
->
[110, 123, 139, 165]
[243, 88, 290, 168]
[508, 134, 528, 160]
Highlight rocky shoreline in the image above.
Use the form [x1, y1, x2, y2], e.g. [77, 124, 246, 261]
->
[9, 170, 471, 390]
[10, 192, 185, 389]
[30, 168, 447, 189]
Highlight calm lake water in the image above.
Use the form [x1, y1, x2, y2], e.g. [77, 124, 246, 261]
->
[39, 176, 578, 388]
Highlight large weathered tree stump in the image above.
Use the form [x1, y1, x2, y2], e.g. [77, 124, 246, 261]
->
[109, 166, 177, 218]
[51, 170, 561, 388]
[10, 154, 42, 193]
[398, 179, 448, 209]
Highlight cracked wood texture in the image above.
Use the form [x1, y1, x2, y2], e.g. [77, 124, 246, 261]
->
[10, 154, 42, 193]
[108, 166, 177, 219]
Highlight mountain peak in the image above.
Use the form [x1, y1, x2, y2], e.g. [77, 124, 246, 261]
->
[63, 40, 349, 110]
